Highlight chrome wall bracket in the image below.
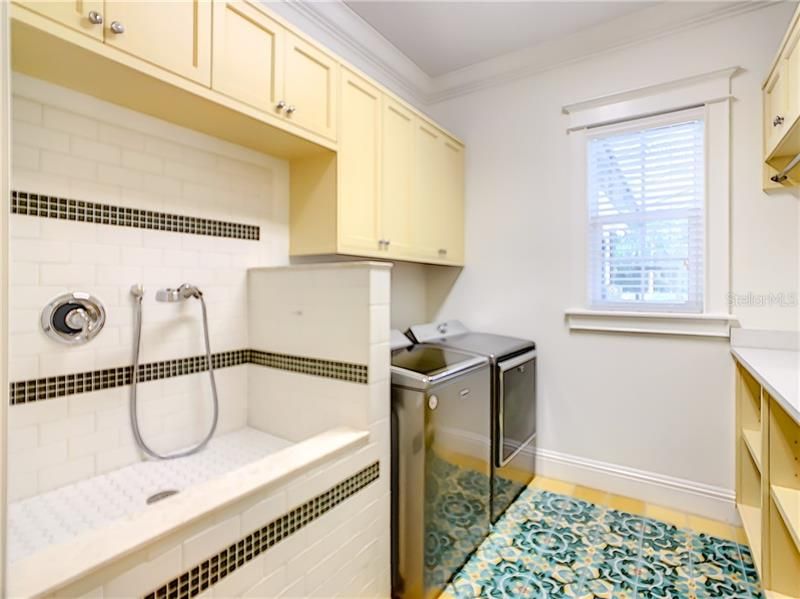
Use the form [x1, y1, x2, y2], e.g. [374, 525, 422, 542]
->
[41, 292, 106, 345]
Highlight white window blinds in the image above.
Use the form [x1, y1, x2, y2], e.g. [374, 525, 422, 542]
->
[586, 108, 705, 313]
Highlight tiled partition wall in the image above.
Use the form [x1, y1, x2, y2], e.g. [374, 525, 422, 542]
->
[244, 263, 392, 593]
[6, 72, 290, 500]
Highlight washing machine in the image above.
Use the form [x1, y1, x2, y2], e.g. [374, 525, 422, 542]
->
[390, 330, 491, 599]
[408, 320, 537, 523]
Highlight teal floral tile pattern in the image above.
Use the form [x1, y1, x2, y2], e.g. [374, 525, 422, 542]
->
[444, 488, 764, 598]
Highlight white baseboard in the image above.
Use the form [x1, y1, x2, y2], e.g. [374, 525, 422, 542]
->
[534, 446, 738, 524]
[435, 426, 738, 524]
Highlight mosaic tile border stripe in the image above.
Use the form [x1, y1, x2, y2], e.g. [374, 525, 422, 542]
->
[143, 461, 380, 599]
[249, 349, 368, 385]
[9, 349, 368, 405]
[11, 190, 260, 241]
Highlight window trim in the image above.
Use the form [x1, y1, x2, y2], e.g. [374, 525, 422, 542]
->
[563, 68, 739, 338]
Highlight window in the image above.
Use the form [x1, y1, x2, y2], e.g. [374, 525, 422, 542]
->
[586, 108, 705, 313]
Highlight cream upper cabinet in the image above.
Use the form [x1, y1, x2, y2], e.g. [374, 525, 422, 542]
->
[284, 32, 338, 141]
[410, 119, 465, 263]
[15, 0, 105, 40]
[765, 61, 789, 156]
[210, 3, 337, 141]
[381, 97, 416, 260]
[211, 0, 284, 117]
[290, 68, 466, 266]
[11, 0, 464, 264]
[412, 119, 442, 261]
[337, 68, 382, 254]
[104, 0, 212, 85]
[763, 4, 800, 186]
[439, 136, 465, 264]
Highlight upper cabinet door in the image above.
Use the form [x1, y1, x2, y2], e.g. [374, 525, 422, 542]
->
[439, 136, 465, 264]
[16, 0, 105, 40]
[412, 120, 465, 265]
[381, 97, 416, 260]
[412, 119, 446, 261]
[337, 68, 382, 254]
[764, 61, 789, 156]
[211, 0, 285, 116]
[284, 32, 338, 141]
[104, 0, 212, 85]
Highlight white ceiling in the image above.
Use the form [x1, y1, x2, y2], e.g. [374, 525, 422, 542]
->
[344, 1, 658, 77]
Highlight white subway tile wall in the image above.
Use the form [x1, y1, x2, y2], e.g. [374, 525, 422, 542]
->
[7, 73, 289, 499]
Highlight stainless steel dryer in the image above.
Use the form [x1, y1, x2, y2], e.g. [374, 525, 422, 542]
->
[390, 331, 491, 599]
[408, 320, 537, 523]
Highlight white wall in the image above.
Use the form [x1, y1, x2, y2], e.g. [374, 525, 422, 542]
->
[424, 3, 799, 517]
[7, 74, 290, 499]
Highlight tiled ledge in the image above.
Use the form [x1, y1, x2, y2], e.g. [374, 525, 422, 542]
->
[7, 427, 371, 599]
[9, 349, 369, 405]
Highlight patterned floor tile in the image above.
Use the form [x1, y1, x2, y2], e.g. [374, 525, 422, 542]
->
[442, 489, 765, 599]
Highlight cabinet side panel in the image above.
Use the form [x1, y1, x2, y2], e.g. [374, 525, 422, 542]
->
[289, 152, 338, 255]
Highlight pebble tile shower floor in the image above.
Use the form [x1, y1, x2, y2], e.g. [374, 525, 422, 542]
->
[443, 487, 762, 598]
[7, 427, 290, 563]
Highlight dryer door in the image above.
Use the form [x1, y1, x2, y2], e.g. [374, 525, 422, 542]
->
[497, 350, 537, 466]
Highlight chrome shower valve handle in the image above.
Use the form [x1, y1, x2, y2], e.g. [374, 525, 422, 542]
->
[41, 291, 106, 345]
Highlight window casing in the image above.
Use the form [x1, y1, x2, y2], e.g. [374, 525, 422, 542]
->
[586, 108, 706, 313]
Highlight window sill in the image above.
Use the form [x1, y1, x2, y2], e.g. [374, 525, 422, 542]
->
[564, 309, 738, 338]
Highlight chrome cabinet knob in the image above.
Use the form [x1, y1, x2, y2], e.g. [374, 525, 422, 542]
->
[285, 105, 296, 115]
[110, 20, 125, 34]
[88, 10, 103, 25]
[773, 115, 785, 127]
[438, 248, 447, 256]
[385, 239, 391, 247]
[276, 100, 286, 111]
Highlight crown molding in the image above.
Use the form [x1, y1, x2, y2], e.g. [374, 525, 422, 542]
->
[268, 1, 780, 108]
[264, 0, 431, 106]
[426, 1, 778, 103]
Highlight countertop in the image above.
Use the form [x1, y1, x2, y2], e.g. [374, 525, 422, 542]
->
[731, 346, 800, 425]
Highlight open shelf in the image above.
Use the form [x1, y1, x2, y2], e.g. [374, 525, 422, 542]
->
[768, 494, 800, 598]
[771, 485, 800, 553]
[738, 502, 762, 571]
[743, 428, 763, 473]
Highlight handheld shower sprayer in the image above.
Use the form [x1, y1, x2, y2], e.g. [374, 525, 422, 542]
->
[156, 284, 202, 303]
[128, 283, 218, 460]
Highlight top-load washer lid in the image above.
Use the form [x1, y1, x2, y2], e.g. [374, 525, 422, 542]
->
[390, 329, 413, 351]
[391, 344, 488, 391]
[408, 320, 535, 361]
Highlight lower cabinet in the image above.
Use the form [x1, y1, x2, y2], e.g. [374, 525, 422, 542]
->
[289, 67, 465, 266]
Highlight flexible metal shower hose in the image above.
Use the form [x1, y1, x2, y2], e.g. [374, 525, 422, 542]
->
[129, 287, 219, 459]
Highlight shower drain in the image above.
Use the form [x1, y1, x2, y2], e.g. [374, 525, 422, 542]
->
[146, 489, 179, 505]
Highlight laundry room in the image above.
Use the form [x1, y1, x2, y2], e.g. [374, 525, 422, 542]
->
[0, 1, 798, 598]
